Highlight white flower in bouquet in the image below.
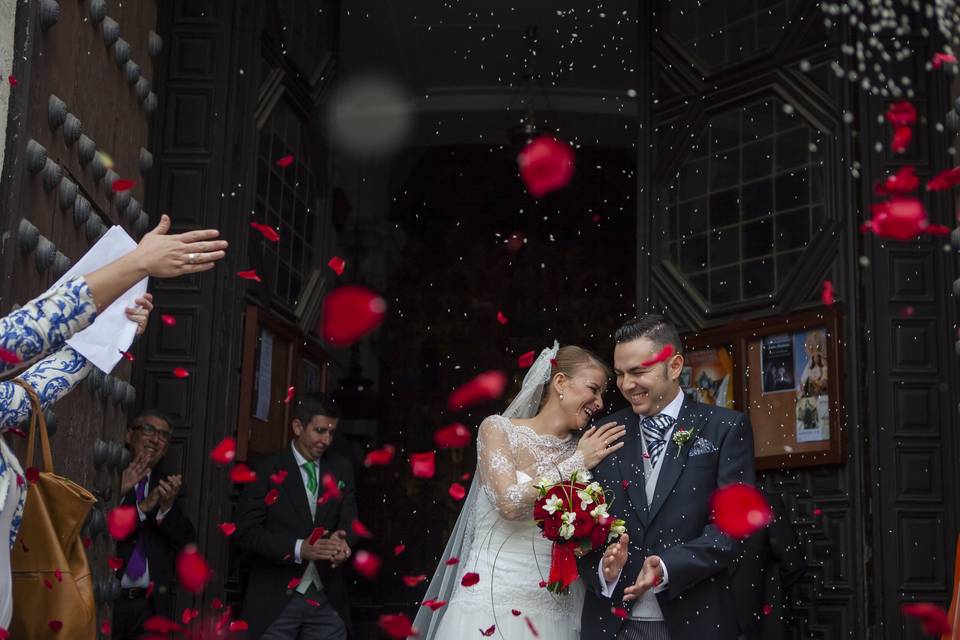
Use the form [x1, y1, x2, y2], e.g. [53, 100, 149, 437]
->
[559, 511, 576, 540]
[590, 503, 609, 520]
[535, 477, 552, 493]
[577, 488, 595, 511]
[608, 521, 627, 542]
[543, 494, 565, 515]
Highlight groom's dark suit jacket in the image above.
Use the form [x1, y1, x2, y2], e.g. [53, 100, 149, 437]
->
[577, 396, 755, 640]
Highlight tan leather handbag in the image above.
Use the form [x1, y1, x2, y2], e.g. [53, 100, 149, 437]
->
[9, 380, 97, 638]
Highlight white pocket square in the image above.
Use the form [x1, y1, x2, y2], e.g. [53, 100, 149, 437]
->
[688, 436, 718, 456]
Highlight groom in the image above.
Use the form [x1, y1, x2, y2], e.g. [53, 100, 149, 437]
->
[578, 315, 755, 639]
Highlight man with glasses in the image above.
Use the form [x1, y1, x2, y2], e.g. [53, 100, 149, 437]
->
[113, 410, 197, 639]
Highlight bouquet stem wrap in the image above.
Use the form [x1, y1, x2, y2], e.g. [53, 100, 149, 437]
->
[548, 541, 580, 592]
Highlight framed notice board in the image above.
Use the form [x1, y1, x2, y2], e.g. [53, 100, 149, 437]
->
[682, 308, 843, 470]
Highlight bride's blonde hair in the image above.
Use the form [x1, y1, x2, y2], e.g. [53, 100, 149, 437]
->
[538, 345, 611, 409]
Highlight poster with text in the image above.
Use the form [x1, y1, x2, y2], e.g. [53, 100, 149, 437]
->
[761, 334, 795, 394]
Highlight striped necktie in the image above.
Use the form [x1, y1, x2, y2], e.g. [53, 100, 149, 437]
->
[640, 414, 675, 468]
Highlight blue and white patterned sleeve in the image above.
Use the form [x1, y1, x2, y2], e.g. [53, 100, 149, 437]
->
[0, 346, 93, 430]
[0, 277, 98, 373]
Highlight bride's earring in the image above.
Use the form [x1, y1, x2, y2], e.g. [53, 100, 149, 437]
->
[559, 392, 564, 401]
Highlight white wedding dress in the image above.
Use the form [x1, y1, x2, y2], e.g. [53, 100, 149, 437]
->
[421, 414, 587, 639]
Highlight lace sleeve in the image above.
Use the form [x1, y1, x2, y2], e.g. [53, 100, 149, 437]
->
[477, 417, 540, 521]
[0, 278, 98, 372]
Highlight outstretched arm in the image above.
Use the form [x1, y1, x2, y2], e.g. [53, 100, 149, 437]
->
[0, 346, 92, 430]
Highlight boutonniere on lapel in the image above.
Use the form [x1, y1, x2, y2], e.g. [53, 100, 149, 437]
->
[672, 427, 694, 459]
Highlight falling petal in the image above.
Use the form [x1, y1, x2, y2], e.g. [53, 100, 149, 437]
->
[447, 371, 508, 410]
[865, 198, 928, 241]
[710, 483, 774, 539]
[111, 179, 135, 193]
[7, 75, 17, 86]
[902, 603, 952, 635]
[283, 386, 295, 404]
[460, 572, 480, 587]
[237, 269, 262, 282]
[377, 613, 417, 639]
[480, 624, 496, 636]
[250, 222, 280, 243]
[517, 350, 536, 368]
[217, 522, 236, 537]
[410, 452, 436, 479]
[0, 347, 21, 364]
[99, 621, 110, 635]
[143, 616, 182, 633]
[525, 617, 539, 637]
[401, 574, 427, 587]
[229, 621, 249, 632]
[891, 126, 912, 153]
[270, 469, 288, 485]
[821, 280, 834, 306]
[640, 345, 675, 368]
[172, 367, 190, 378]
[875, 166, 918, 195]
[511, 610, 522, 617]
[327, 256, 346, 276]
[886, 101, 917, 127]
[353, 550, 382, 580]
[932, 52, 957, 68]
[308, 527, 327, 544]
[422, 599, 447, 611]
[448, 482, 467, 500]
[25, 467, 39, 484]
[287, 578, 301, 590]
[176, 545, 212, 594]
[434, 423, 472, 449]
[276, 154, 294, 168]
[496, 311, 508, 325]
[118, 350, 135, 362]
[160, 314, 176, 326]
[364, 444, 395, 467]
[210, 437, 236, 464]
[107, 506, 137, 540]
[926, 166, 960, 191]
[230, 463, 257, 484]
[611, 607, 629, 619]
[762, 603, 774, 615]
[48, 621, 63, 632]
[264, 488, 280, 505]
[351, 519, 373, 538]
[320, 286, 387, 346]
[517, 135, 576, 198]
[394, 544, 406, 556]
[181, 609, 199, 625]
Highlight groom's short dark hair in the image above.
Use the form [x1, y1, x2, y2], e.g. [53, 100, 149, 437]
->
[614, 314, 683, 355]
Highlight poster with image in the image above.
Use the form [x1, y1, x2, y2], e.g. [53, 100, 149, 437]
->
[761, 334, 795, 394]
[681, 347, 734, 409]
[794, 328, 829, 442]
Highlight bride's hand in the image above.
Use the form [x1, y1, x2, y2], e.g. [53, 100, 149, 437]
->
[577, 421, 627, 469]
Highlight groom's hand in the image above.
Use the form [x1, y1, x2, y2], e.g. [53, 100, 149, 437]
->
[602, 534, 629, 581]
[622, 555, 663, 602]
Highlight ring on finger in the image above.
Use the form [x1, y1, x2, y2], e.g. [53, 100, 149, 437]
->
[187, 253, 196, 263]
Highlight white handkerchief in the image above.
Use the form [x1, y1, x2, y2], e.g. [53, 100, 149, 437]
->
[50, 226, 149, 373]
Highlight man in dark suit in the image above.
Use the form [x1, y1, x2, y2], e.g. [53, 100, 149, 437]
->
[235, 393, 358, 640]
[731, 490, 806, 640]
[577, 315, 756, 640]
[113, 410, 197, 640]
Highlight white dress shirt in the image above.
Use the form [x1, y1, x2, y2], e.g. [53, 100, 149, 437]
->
[599, 388, 686, 619]
[291, 443, 323, 593]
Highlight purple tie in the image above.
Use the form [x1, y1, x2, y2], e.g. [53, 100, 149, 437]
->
[124, 477, 148, 580]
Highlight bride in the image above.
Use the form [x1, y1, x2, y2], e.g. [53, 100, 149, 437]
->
[414, 343, 627, 639]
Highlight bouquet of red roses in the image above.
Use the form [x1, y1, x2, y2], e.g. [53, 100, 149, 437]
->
[533, 470, 626, 594]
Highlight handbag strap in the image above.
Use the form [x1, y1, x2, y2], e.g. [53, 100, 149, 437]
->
[11, 379, 54, 473]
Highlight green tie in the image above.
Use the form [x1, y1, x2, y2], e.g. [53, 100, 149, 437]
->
[304, 460, 318, 496]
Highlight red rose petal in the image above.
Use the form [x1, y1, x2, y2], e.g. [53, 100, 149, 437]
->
[287, 578, 301, 590]
[270, 469, 288, 485]
[447, 371, 508, 410]
[762, 603, 774, 615]
[276, 154, 294, 168]
[448, 482, 467, 501]
[237, 269, 262, 282]
[525, 617, 540, 637]
[48, 620, 63, 632]
[351, 518, 373, 538]
[264, 488, 280, 505]
[7, 74, 17, 87]
[865, 197, 929, 241]
[612, 607, 629, 619]
[517, 135, 576, 198]
[144, 616, 182, 633]
[875, 166, 919, 195]
[211, 598, 223, 609]
[108, 556, 123, 570]
[0, 346, 20, 364]
[933, 52, 958, 68]
[229, 621, 249, 632]
[902, 602, 952, 635]
[460, 572, 480, 587]
[813, 507, 823, 516]
[54, 569, 62, 582]
[886, 100, 917, 127]
[460, 472, 471, 481]
[394, 544, 406, 556]
[821, 280, 834, 306]
[118, 350, 135, 362]
[924, 223, 952, 235]
[621, 480, 630, 488]
[517, 350, 536, 368]
[111, 179, 135, 193]
[308, 527, 327, 544]
[146, 581, 155, 597]
[511, 610, 522, 616]
[161, 314, 176, 326]
[377, 613, 416, 639]
[320, 286, 387, 346]
[283, 386, 295, 404]
[107, 506, 138, 540]
[319, 473, 342, 504]
[445, 556, 460, 565]
[410, 451, 436, 479]
[480, 624, 496, 636]
[401, 574, 427, 587]
[181, 608, 199, 625]
[210, 437, 236, 464]
[8, 428, 26, 439]
[496, 311, 508, 325]
[172, 367, 190, 378]
[640, 344, 675, 367]
[250, 222, 280, 243]
[217, 522, 237, 537]
[25, 467, 39, 484]
[43, 579, 53, 590]
[176, 545, 212, 595]
[710, 483, 774, 539]
[434, 423, 472, 449]
[327, 256, 346, 276]
[99, 620, 111, 635]
[538, 580, 547, 588]
[892, 125, 912, 153]
[352, 550, 382, 580]
[306, 598, 320, 607]
[422, 599, 447, 611]
[230, 463, 257, 484]
[364, 444, 395, 467]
